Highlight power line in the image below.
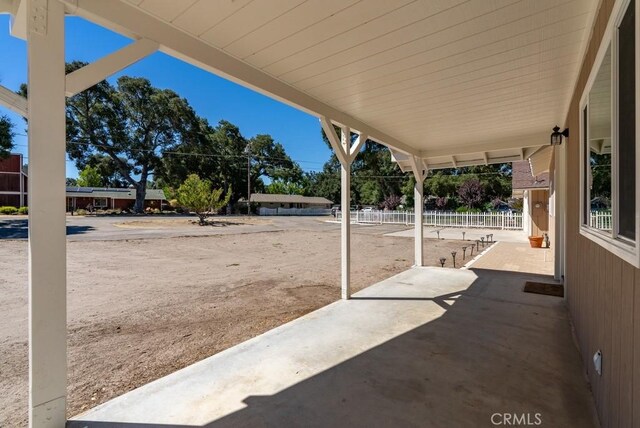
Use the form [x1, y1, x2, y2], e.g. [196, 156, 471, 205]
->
[12, 142, 513, 177]
[10, 140, 326, 165]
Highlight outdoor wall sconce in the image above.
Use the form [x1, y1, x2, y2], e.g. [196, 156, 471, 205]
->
[451, 251, 457, 268]
[439, 257, 446, 267]
[550, 126, 569, 146]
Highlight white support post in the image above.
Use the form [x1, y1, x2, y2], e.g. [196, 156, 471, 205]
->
[414, 176, 424, 266]
[409, 156, 427, 267]
[27, 0, 67, 426]
[340, 153, 351, 299]
[340, 125, 351, 299]
[320, 117, 368, 300]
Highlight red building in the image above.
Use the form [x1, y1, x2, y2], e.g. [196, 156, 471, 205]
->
[0, 153, 27, 207]
[66, 187, 166, 212]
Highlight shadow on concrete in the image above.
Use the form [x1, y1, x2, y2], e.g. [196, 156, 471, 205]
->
[67, 268, 594, 428]
[0, 219, 94, 239]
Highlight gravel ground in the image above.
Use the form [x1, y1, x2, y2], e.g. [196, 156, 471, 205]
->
[0, 217, 466, 426]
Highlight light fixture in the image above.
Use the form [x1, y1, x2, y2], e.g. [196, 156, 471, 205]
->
[550, 126, 569, 146]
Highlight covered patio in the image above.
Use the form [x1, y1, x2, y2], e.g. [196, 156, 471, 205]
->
[0, 0, 603, 426]
[68, 267, 595, 427]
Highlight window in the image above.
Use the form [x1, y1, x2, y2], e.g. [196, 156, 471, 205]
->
[580, 0, 639, 266]
[93, 198, 108, 208]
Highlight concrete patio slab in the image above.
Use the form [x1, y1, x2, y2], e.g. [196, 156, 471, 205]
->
[466, 241, 555, 276]
[68, 267, 595, 428]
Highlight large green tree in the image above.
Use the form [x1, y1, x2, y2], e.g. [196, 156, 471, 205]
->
[0, 115, 14, 159]
[266, 179, 304, 195]
[62, 62, 201, 212]
[249, 134, 303, 184]
[159, 120, 304, 208]
[76, 165, 103, 187]
[302, 167, 341, 203]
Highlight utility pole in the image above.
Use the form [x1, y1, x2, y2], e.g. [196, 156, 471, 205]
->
[246, 142, 251, 215]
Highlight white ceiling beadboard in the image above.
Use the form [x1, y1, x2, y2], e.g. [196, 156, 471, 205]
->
[119, 0, 598, 164]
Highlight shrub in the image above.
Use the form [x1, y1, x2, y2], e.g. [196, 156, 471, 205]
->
[177, 174, 231, 225]
[18, 206, 28, 215]
[435, 197, 448, 210]
[457, 179, 485, 209]
[75, 209, 88, 216]
[0, 206, 18, 214]
[381, 194, 402, 210]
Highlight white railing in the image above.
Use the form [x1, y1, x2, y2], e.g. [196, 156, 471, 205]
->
[336, 210, 523, 230]
[589, 211, 612, 230]
[258, 207, 331, 216]
[423, 211, 523, 230]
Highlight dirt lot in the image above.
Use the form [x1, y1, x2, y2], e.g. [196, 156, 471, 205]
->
[0, 217, 465, 426]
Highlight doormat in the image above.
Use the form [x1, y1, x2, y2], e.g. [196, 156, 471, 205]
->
[523, 281, 564, 297]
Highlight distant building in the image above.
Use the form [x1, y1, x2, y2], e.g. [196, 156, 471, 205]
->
[0, 153, 27, 207]
[245, 193, 333, 216]
[249, 193, 332, 209]
[66, 187, 166, 211]
[512, 160, 550, 237]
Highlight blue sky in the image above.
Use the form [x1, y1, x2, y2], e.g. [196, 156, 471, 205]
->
[0, 16, 331, 178]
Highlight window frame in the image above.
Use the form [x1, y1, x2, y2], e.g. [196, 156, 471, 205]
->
[93, 197, 109, 208]
[579, 0, 640, 267]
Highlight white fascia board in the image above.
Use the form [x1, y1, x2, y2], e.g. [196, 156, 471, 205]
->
[419, 133, 549, 158]
[523, 146, 543, 160]
[60, 0, 417, 157]
[390, 149, 411, 163]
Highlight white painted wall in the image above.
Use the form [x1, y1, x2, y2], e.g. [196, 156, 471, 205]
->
[522, 190, 531, 236]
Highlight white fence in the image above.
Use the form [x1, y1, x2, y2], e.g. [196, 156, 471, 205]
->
[336, 210, 523, 230]
[258, 207, 331, 216]
[589, 211, 612, 230]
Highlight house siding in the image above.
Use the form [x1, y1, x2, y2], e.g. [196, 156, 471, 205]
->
[0, 154, 27, 207]
[564, 0, 638, 427]
[66, 197, 162, 211]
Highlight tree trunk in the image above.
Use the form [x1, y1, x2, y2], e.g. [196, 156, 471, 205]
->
[197, 213, 207, 226]
[134, 183, 146, 213]
[134, 171, 148, 213]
